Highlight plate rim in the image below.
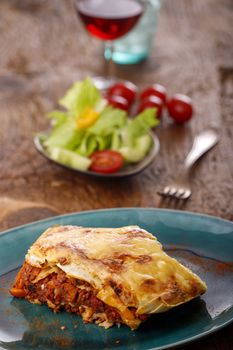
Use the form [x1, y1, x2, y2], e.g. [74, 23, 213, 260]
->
[0, 208, 232, 350]
[0, 207, 232, 238]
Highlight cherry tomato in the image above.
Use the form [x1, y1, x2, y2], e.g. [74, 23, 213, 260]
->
[106, 95, 130, 112]
[140, 84, 167, 104]
[167, 94, 193, 123]
[137, 95, 163, 119]
[89, 150, 124, 174]
[108, 82, 137, 106]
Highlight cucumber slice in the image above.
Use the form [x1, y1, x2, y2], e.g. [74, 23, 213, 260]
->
[119, 135, 152, 163]
[48, 147, 91, 171]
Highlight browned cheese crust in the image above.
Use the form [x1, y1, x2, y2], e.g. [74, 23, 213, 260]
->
[10, 225, 207, 329]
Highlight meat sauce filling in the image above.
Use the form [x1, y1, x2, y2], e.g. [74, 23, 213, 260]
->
[10, 262, 146, 324]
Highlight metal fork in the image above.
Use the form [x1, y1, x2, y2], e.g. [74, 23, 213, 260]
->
[157, 128, 219, 200]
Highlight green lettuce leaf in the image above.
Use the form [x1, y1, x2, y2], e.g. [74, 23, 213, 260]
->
[59, 78, 104, 117]
[88, 106, 127, 136]
[120, 108, 159, 146]
[44, 119, 83, 150]
[134, 108, 159, 129]
[47, 110, 69, 128]
[110, 130, 121, 150]
[75, 134, 97, 156]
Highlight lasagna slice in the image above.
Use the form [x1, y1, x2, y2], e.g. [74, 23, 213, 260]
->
[10, 225, 207, 330]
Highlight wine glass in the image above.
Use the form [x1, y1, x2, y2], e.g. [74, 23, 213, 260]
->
[75, 0, 144, 89]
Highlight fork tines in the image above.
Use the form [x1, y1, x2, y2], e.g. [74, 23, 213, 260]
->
[157, 187, 191, 200]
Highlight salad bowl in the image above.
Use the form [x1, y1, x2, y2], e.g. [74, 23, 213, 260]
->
[34, 78, 160, 177]
[34, 132, 159, 178]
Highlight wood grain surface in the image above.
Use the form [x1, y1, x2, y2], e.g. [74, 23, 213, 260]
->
[0, 0, 233, 348]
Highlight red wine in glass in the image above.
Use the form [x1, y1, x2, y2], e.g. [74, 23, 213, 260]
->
[76, 0, 143, 40]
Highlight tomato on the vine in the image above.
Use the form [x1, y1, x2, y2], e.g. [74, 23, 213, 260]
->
[89, 150, 124, 174]
[167, 94, 193, 123]
[108, 82, 137, 106]
[137, 95, 163, 119]
[140, 84, 167, 103]
[106, 95, 129, 111]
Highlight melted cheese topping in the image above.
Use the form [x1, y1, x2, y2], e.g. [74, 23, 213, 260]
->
[26, 225, 207, 327]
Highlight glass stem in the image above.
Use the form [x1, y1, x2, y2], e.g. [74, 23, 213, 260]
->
[105, 40, 115, 79]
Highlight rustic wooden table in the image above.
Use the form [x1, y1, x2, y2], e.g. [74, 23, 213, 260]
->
[0, 0, 233, 349]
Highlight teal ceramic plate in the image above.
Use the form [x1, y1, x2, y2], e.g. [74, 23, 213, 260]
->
[0, 208, 233, 350]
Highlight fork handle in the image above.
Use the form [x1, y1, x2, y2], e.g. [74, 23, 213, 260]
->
[184, 129, 219, 169]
